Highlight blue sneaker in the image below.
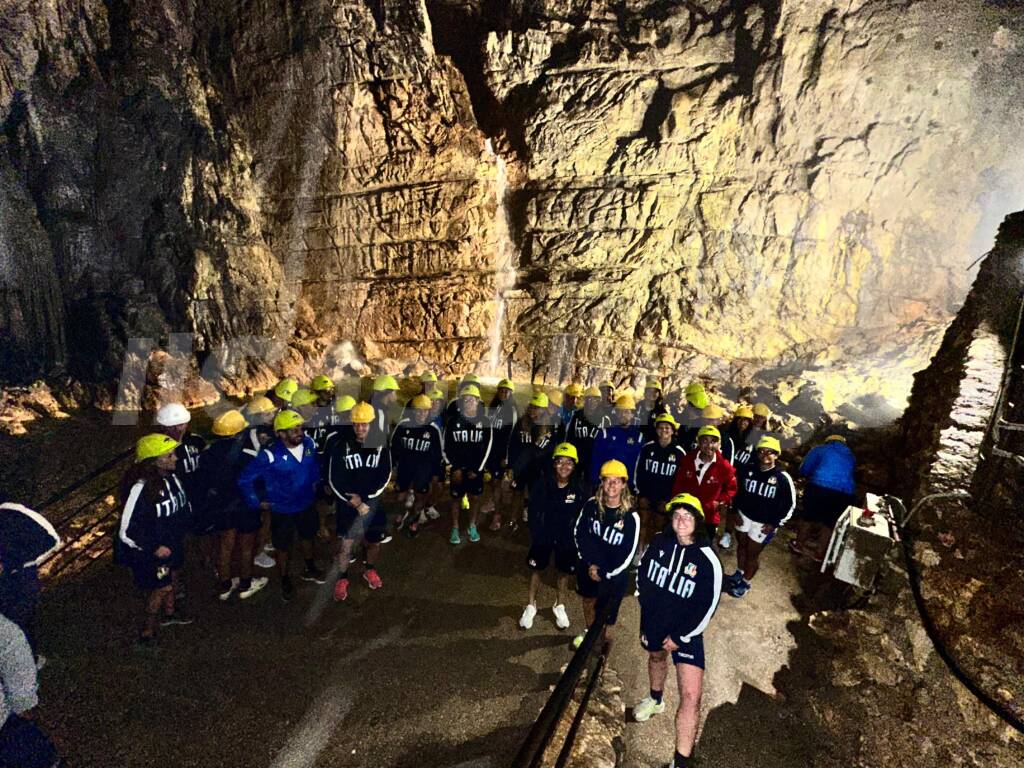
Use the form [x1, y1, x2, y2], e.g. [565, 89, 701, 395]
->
[467, 524, 481, 543]
[449, 527, 461, 545]
[728, 579, 751, 598]
[724, 570, 743, 589]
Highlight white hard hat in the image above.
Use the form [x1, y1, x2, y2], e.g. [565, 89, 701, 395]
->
[155, 403, 191, 427]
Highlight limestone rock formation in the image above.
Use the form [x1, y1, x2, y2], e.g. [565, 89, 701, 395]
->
[2, 0, 1024, 419]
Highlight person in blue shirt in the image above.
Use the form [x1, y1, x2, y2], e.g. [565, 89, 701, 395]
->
[589, 394, 644, 489]
[632, 492, 722, 768]
[793, 433, 856, 560]
[238, 409, 324, 602]
[572, 459, 640, 651]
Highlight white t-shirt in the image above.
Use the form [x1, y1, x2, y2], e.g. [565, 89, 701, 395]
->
[286, 444, 305, 463]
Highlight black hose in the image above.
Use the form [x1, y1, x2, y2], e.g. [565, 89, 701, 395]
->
[888, 495, 1024, 735]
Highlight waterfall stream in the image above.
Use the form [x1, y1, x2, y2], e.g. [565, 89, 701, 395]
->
[484, 138, 517, 376]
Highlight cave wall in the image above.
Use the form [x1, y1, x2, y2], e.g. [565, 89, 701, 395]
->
[2, 0, 1024, 403]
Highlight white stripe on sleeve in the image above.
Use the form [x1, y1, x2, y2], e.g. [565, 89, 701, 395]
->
[681, 546, 723, 641]
[119, 482, 145, 551]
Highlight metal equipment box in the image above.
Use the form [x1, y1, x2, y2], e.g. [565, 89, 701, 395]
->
[822, 493, 898, 589]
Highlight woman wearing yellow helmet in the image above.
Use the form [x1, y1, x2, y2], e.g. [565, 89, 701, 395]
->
[118, 434, 191, 645]
[727, 435, 795, 598]
[565, 388, 610, 481]
[571, 460, 640, 650]
[507, 393, 556, 522]
[634, 413, 686, 561]
[718, 405, 759, 551]
[443, 385, 493, 544]
[633, 493, 723, 768]
[483, 380, 519, 531]
[519, 443, 585, 632]
[201, 411, 269, 602]
[391, 396, 444, 538]
[636, 379, 667, 442]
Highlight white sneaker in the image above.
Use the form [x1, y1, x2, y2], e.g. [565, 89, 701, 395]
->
[633, 695, 666, 722]
[254, 552, 275, 569]
[719, 532, 733, 550]
[238, 577, 269, 599]
[380, 535, 393, 545]
[405, 491, 415, 510]
[552, 604, 570, 630]
[263, 543, 275, 554]
[417, 510, 428, 525]
[425, 506, 440, 520]
[519, 603, 537, 629]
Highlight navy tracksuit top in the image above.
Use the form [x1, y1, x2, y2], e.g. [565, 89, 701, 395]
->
[633, 441, 686, 502]
[573, 499, 640, 581]
[637, 531, 723, 646]
[327, 434, 392, 502]
[733, 464, 796, 526]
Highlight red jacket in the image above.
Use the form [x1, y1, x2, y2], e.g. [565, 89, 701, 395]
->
[671, 450, 737, 525]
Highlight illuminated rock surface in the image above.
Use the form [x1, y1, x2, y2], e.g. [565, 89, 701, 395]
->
[2, 0, 1024, 420]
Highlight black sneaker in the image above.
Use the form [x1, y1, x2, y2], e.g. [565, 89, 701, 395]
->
[281, 576, 295, 602]
[403, 522, 419, 540]
[160, 611, 194, 627]
[301, 564, 327, 584]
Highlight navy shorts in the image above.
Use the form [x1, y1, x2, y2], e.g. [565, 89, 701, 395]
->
[640, 632, 706, 669]
[396, 462, 437, 494]
[802, 483, 854, 527]
[450, 470, 484, 498]
[575, 571, 629, 626]
[130, 556, 175, 591]
[336, 498, 387, 544]
[0, 713, 60, 768]
[269, 508, 318, 551]
[214, 501, 262, 534]
[527, 541, 577, 575]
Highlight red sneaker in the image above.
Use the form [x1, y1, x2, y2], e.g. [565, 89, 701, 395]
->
[364, 569, 383, 590]
[333, 577, 349, 602]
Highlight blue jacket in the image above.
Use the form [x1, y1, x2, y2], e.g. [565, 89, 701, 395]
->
[589, 424, 644, 487]
[238, 436, 320, 515]
[799, 442, 855, 495]
[573, 499, 639, 581]
[637, 532, 722, 646]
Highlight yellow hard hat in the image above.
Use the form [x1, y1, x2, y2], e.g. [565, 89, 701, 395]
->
[350, 402, 375, 424]
[825, 434, 847, 443]
[274, 377, 298, 401]
[696, 425, 721, 441]
[752, 403, 771, 417]
[427, 388, 445, 401]
[645, 378, 663, 391]
[548, 390, 564, 407]
[311, 375, 334, 392]
[600, 460, 629, 479]
[497, 378, 515, 391]
[667, 492, 704, 522]
[420, 371, 438, 383]
[373, 375, 399, 392]
[460, 384, 482, 399]
[274, 409, 304, 432]
[462, 373, 480, 384]
[212, 409, 248, 437]
[552, 443, 579, 463]
[529, 392, 549, 409]
[584, 386, 602, 398]
[614, 393, 636, 410]
[565, 383, 584, 397]
[291, 388, 317, 407]
[734, 405, 755, 419]
[410, 394, 431, 409]
[246, 395, 275, 415]
[757, 435, 782, 453]
[701, 403, 725, 420]
[654, 413, 679, 429]
[334, 394, 357, 413]
[600, 380, 615, 390]
[135, 433, 179, 463]
[686, 383, 708, 409]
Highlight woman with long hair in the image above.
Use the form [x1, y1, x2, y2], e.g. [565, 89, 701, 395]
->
[118, 434, 193, 646]
[571, 459, 640, 650]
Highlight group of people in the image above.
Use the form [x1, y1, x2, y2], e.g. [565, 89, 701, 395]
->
[108, 370, 857, 768]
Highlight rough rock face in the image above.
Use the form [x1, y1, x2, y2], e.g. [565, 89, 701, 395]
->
[2, 0, 1024, 415]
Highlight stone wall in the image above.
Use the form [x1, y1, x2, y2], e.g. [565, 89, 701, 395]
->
[2, 0, 1024, 413]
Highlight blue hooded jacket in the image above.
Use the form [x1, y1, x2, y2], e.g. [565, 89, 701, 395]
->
[238, 436, 320, 515]
[799, 441, 855, 495]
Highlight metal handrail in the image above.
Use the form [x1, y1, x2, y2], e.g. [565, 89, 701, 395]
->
[511, 599, 614, 768]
